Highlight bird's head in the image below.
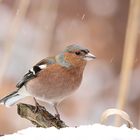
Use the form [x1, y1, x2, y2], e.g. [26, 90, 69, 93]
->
[62, 44, 96, 67]
[64, 44, 96, 60]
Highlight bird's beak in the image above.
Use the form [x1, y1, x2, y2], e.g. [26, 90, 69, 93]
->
[84, 53, 96, 61]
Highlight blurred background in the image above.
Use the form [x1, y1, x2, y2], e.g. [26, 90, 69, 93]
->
[0, 0, 140, 134]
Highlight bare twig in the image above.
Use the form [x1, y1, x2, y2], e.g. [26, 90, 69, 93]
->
[17, 103, 67, 128]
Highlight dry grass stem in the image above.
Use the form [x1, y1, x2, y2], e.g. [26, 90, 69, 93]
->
[116, 0, 140, 126]
[0, 0, 30, 86]
[101, 108, 133, 128]
[36, 0, 59, 54]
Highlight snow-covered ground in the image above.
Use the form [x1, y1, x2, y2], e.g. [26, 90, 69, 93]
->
[0, 124, 140, 140]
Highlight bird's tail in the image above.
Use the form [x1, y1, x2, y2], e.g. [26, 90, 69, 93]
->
[0, 87, 29, 107]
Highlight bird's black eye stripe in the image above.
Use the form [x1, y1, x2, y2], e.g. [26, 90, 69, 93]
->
[81, 49, 89, 54]
[75, 49, 89, 55]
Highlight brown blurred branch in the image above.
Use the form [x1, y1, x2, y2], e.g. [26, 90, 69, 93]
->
[32, 0, 59, 55]
[17, 103, 67, 128]
[116, 0, 140, 126]
[0, 0, 30, 86]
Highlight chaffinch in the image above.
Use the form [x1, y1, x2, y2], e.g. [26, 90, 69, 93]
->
[0, 44, 96, 117]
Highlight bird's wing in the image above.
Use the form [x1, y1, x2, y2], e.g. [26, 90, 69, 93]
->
[16, 57, 56, 88]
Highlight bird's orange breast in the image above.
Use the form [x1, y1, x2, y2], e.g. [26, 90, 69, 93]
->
[26, 64, 84, 103]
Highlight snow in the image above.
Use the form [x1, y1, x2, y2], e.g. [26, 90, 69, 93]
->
[0, 124, 140, 140]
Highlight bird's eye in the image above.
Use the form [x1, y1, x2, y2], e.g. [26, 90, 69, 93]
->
[75, 51, 81, 55]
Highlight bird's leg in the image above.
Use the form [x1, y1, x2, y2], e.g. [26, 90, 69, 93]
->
[53, 103, 61, 120]
[33, 97, 46, 112]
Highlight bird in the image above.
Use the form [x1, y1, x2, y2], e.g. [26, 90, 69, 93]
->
[0, 44, 96, 118]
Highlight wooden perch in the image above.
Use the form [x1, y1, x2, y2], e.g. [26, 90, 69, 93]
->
[17, 103, 67, 129]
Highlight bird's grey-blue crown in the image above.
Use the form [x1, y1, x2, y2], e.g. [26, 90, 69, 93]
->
[65, 44, 89, 53]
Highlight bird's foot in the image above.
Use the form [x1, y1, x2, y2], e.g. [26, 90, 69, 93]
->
[33, 98, 46, 113]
